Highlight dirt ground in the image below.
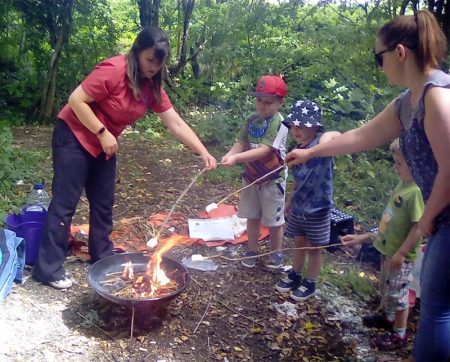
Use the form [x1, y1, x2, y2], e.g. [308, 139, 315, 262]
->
[0, 126, 415, 361]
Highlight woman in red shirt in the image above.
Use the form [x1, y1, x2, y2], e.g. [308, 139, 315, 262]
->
[33, 27, 217, 289]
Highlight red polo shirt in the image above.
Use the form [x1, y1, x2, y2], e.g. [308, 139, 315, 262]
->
[58, 55, 172, 157]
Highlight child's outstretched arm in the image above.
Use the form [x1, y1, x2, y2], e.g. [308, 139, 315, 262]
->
[341, 232, 375, 247]
[389, 223, 422, 274]
[221, 144, 272, 167]
[221, 141, 246, 163]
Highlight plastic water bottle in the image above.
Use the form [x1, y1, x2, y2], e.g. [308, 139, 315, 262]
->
[25, 182, 51, 212]
[181, 257, 218, 271]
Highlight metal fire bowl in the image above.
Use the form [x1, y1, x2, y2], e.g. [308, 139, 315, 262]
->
[88, 252, 190, 307]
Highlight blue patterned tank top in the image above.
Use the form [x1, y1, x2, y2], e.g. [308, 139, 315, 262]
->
[291, 135, 334, 214]
[396, 69, 450, 225]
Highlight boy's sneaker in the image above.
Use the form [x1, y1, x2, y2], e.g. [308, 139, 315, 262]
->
[363, 313, 394, 330]
[275, 270, 302, 293]
[49, 276, 73, 289]
[266, 252, 284, 270]
[241, 251, 258, 268]
[290, 279, 316, 301]
[372, 331, 407, 351]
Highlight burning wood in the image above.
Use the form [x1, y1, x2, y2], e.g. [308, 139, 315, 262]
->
[100, 235, 188, 300]
[100, 266, 179, 300]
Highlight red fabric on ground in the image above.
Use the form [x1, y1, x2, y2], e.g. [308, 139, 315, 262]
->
[69, 204, 269, 259]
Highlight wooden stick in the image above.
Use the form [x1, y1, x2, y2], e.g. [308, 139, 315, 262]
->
[193, 301, 211, 334]
[215, 298, 265, 328]
[155, 167, 207, 239]
[216, 163, 286, 206]
[130, 306, 135, 339]
[76, 312, 116, 341]
[204, 242, 343, 261]
[105, 271, 122, 277]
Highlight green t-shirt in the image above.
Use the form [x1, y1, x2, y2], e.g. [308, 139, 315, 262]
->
[374, 181, 424, 262]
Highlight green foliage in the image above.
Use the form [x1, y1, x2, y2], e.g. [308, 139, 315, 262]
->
[201, 164, 242, 187]
[333, 148, 398, 224]
[134, 113, 167, 139]
[1, 0, 442, 227]
[0, 124, 50, 222]
[321, 261, 375, 300]
[186, 107, 244, 147]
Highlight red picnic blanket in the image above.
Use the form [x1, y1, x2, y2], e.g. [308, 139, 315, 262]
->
[69, 204, 269, 261]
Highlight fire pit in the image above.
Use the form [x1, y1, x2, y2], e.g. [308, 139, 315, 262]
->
[88, 252, 190, 308]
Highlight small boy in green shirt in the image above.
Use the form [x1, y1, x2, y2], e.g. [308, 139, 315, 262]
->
[221, 75, 288, 269]
[341, 139, 424, 351]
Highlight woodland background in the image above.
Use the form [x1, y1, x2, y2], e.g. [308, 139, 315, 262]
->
[0, 0, 449, 223]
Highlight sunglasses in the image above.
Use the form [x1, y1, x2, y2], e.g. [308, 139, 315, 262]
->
[374, 46, 396, 68]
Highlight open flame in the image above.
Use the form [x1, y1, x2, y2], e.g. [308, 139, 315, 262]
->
[120, 234, 187, 298]
[148, 234, 186, 284]
[122, 261, 134, 279]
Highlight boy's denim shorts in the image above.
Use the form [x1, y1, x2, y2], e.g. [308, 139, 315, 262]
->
[379, 255, 413, 312]
[237, 179, 285, 227]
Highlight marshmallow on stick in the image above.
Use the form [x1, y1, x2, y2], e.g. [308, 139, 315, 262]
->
[205, 163, 286, 214]
[205, 202, 219, 214]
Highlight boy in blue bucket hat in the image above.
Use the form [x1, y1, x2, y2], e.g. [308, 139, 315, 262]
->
[275, 99, 340, 300]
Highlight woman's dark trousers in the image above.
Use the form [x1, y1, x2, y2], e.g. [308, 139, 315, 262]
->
[33, 121, 116, 282]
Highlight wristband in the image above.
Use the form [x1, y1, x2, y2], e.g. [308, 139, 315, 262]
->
[96, 126, 106, 136]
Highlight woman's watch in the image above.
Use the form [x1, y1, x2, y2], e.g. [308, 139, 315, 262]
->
[96, 126, 106, 136]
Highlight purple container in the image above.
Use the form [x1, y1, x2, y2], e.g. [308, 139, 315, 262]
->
[5, 210, 47, 265]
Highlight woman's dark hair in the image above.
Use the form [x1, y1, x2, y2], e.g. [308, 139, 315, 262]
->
[377, 10, 447, 72]
[126, 27, 170, 102]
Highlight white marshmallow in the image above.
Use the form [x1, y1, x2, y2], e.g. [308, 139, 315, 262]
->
[205, 203, 219, 214]
[146, 237, 158, 248]
[191, 254, 204, 261]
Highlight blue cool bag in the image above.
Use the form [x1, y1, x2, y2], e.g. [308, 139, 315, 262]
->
[0, 228, 25, 302]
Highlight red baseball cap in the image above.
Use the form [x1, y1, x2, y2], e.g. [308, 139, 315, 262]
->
[252, 75, 287, 98]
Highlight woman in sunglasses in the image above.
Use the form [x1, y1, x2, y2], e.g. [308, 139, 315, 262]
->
[286, 10, 449, 362]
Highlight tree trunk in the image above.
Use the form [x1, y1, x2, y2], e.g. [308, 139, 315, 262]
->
[399, 0, 419, 15]
[427, 0, 450, 44]
[169, 0, 195, 77]
[139, 0, 160, 27]
[37, 0, 74, 123]
[39, 36, 64, 123]
[190, 46, 200, 79]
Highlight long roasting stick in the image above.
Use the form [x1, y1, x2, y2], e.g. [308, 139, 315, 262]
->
[216, 163, 287, 206]
[155, 167, 207, 239]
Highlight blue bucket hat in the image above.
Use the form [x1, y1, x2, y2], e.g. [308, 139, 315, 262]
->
[282, 99, 324, 132]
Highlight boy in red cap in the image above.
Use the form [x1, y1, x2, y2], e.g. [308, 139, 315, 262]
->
[221, 75, 288, 269]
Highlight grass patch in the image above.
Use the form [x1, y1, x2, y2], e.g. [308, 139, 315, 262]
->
[321, 261, 375, 301]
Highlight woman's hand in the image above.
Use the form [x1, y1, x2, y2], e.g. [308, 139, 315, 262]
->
[285, 148, 312, 166]
[98, 130, 118, 156]
[418, 214, 435, 237]
[201, 152, 217, 170]
[341, 234, 365, 247]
